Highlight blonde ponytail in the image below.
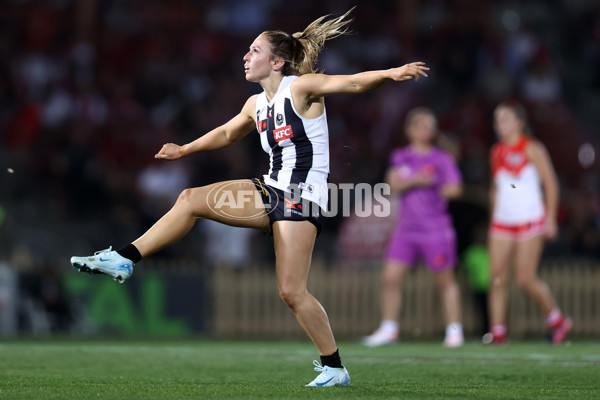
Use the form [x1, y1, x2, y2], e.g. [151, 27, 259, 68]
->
[262, 7, 354, 76]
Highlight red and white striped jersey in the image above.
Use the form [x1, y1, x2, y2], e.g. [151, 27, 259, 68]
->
[491, 136, 545, 225]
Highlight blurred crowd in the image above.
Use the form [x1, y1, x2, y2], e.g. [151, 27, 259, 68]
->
[1, 0, 599, 275]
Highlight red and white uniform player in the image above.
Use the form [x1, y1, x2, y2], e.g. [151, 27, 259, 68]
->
[486, 101, 571, 346]
[490, 135, 546, 240]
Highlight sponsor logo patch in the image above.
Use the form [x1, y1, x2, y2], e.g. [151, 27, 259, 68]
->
[284, 198, 303, 210]
[258, 120, 267, 133]
[422, 163, 435, 174]
[284, 198, 304, 216]
[298, 182, 314, 193]
[273, 125, 294, 142]
[433, 254, 447, 266]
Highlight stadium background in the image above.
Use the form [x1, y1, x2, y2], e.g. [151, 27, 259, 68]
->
[0, 0, 598, 339]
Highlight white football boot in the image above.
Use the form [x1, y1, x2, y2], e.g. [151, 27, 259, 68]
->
[70, 247, 134, 283]
[443, 332, 464, 348]
[362, 327, 399, 347]
[305, 360, 351, 387]
[443, 323, 464, 348]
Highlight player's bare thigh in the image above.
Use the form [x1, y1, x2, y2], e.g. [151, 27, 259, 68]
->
[185, 179, 271, 233]
[513, 234, 545, 280]
[488, 235, 514, 283]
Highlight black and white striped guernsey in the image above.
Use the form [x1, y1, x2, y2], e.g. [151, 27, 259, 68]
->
[255, 75, 329, 210]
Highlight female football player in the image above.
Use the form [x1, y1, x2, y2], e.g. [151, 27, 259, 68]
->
[71, 9, 429, 385]
[362, 107, 464, 348]
[485, 100, 571, 344]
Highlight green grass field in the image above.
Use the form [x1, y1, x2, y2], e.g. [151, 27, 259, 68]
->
[1, 340, 598, 399]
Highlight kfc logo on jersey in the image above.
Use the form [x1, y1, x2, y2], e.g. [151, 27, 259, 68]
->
[273, 125, 294, 142]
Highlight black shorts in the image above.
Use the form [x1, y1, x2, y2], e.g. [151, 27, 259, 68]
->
[252, 177, 325, 236]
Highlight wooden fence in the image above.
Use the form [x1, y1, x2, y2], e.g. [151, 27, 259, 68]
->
[212, 260, 600, 340]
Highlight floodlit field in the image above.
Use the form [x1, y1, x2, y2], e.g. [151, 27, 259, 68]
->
[1, 340, 598, 399]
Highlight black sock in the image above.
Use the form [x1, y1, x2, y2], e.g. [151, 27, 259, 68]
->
[320, 349, 342, 368]
[116, 244, 142, 264]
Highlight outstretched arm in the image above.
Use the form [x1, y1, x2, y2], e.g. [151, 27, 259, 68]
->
[293, 62, 429, 101]
[155, 95, 257, 160]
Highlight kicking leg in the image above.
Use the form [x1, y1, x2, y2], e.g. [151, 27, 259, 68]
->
[133, 179, 270, 257]
[71, 180, 270, 281]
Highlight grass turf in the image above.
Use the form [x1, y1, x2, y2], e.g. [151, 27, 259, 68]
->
[0, 340, 598, 399]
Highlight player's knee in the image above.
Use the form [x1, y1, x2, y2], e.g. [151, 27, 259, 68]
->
[175, 188, 208, 217]
[175, 188, 194, 206]
[490, 274, 507, 288]
[381, 269, 401, 287]
[278, 286, 304, 310]
[381, 274, 395, 287]
[437, 277, 458, 293]
[515, 274, 534, 291]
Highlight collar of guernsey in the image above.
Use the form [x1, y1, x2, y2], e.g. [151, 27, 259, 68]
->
[255, 75, 330, 211]
[492, 135, 530, 177]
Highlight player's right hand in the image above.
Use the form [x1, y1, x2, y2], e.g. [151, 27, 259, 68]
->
[155, 143, 184, 160]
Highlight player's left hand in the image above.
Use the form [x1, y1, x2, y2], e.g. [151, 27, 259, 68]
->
[388, 62, 429, 82]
